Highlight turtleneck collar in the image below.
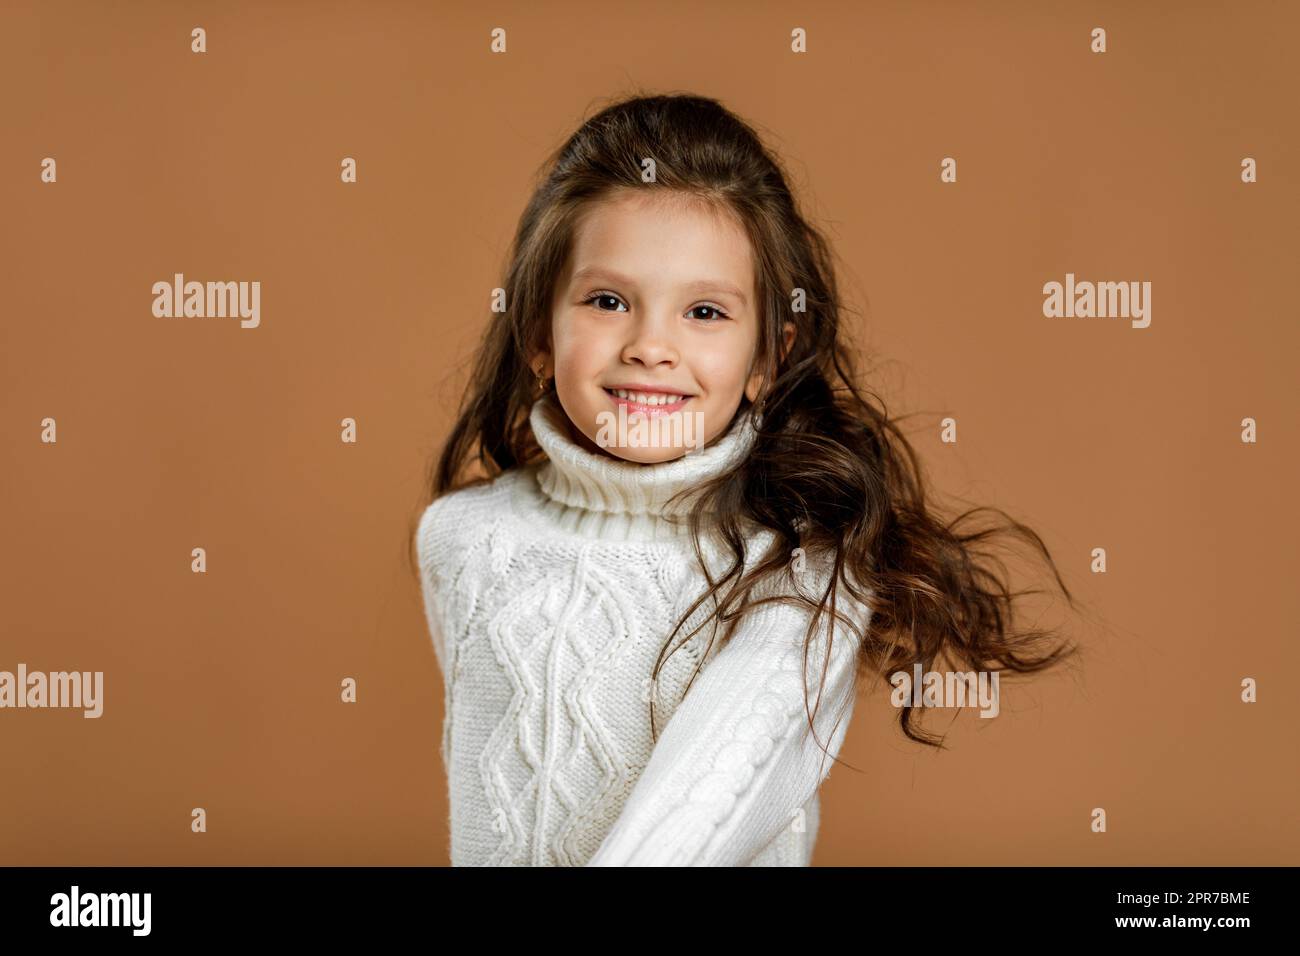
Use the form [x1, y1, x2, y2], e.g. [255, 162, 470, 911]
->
[526, 392, 760, 539]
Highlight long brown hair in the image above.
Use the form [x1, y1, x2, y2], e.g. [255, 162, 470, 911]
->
[413, 91, 1081, 754]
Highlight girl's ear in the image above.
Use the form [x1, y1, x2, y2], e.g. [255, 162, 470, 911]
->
[779, 320, 795, 362]
[529, 349, 553, 378]
[744, 321, 796, 402]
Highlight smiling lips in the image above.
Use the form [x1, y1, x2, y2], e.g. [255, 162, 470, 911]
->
[603, 387, 692, 415]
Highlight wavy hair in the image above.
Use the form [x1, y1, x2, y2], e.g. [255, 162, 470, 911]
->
[414, 91, 1081, 755]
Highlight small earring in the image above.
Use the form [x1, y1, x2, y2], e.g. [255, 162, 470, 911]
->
[535, 369, 548, 393]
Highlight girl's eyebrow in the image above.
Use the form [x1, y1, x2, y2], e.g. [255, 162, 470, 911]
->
[570, 266, 748, 307]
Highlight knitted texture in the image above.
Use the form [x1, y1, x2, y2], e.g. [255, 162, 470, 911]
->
[416, 393, 871, 866]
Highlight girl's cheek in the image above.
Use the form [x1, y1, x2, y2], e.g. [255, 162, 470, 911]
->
[559, 321, 617, 368]
[692, 347, 747, 388]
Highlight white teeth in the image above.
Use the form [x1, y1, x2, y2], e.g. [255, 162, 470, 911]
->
[609, 389, 684, 405]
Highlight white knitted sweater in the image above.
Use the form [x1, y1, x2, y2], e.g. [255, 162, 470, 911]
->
[416, 393, 870, 866]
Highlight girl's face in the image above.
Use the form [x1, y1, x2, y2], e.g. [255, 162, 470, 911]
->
[536, 188, 786, 464]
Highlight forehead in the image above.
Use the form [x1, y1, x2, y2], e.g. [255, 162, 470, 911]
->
[565, 190, 754, 298]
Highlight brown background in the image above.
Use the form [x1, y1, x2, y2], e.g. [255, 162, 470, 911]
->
[2, 0, 1296, 865]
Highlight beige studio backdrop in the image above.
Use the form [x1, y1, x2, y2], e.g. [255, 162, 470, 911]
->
[1, 0, 1296, 865]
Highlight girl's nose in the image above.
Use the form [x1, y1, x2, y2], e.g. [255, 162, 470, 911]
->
[620, 312, 680, 368]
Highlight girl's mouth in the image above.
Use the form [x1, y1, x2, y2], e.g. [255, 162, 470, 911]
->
[603, 387, 692, 416]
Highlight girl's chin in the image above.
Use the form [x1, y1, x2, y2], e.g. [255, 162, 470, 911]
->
[596, 444, 690, 464]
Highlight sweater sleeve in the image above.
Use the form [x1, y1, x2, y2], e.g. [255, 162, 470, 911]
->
[416, 495, 465, 775]
[415, 497, 453, 679]
[586, 572, 870, 867]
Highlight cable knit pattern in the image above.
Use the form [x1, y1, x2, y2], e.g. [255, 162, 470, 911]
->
[416, 393, 871, 866]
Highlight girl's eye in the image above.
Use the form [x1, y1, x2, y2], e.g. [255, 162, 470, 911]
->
[583, 292, 627, 312]
[581, 292, 730, 322]
[687, 304, 731, 322]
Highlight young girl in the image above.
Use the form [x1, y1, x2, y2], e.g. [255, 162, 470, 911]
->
[413, 93, 1077, 866]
